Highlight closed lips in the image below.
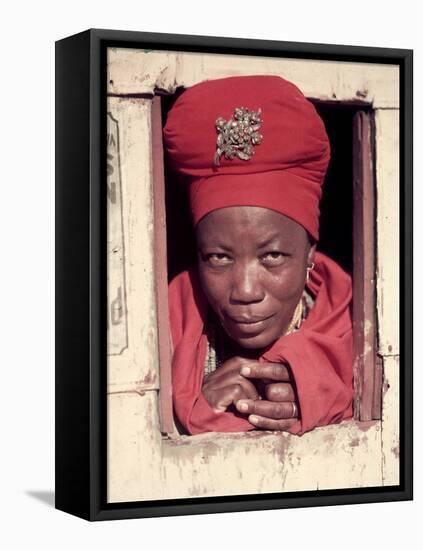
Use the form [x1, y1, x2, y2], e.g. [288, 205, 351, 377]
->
[228, 314, 274, 324]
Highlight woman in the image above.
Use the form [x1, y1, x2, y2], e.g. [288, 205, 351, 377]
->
[163, 75, 353, 436]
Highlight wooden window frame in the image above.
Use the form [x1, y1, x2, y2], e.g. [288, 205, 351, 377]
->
[352, 110, 383, 421]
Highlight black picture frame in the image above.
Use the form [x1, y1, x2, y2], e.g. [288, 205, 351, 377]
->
[55, 28, 413, 521]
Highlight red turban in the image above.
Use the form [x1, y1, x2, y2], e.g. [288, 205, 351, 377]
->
[163, 74, 330, 241]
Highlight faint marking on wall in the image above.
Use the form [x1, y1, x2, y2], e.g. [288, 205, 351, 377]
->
[107, 112, 128, 356]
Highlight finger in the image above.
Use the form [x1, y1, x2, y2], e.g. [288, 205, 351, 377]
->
[211, 375, 260, 401]
[205, 356, 258, 382]
[213, 384, 245, 413]
[248, 415, 298, 431]
[235, 399, 299, 419]
[264, 382, 296, 402]
[240, 362, 291, 382]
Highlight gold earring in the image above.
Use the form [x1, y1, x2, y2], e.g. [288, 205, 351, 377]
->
[306, 262, 315, 283]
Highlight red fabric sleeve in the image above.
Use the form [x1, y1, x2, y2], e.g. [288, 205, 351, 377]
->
[261, 329, 353, 435]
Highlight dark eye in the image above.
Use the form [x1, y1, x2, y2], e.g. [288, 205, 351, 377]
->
[260, 251, 286, 266]
[203, 253, 232, 267]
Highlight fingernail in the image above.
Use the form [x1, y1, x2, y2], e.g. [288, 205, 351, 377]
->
[240, 367, 251, 376]
[237, 401, 248, 412]
[249, 415, 259, 423]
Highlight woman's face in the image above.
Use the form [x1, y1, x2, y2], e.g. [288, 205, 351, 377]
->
[196, 206, 315, 350]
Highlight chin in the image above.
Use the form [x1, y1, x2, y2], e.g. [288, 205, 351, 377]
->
[231, 332, 276, 351]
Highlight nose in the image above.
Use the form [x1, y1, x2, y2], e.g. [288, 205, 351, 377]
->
[229, 261, 265, 304]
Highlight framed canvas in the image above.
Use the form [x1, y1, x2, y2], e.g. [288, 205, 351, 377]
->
[55, 28, 413, 521]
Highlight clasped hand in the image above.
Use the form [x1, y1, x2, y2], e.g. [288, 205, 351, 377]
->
[202, 357, 299, 431]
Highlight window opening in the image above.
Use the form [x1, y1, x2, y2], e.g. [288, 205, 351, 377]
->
[155, 91, 381, 434]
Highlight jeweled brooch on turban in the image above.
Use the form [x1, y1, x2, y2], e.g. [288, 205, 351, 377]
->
[213, 106, 263, 167]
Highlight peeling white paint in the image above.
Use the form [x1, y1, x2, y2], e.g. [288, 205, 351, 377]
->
[107, 97, 159, 393]
[108, 48, 399, 108]
[375, 110, 400, 357]
[381, 355, 400, 486]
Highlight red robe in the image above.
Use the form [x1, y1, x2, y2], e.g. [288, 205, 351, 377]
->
[168, 251, 353, 435]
